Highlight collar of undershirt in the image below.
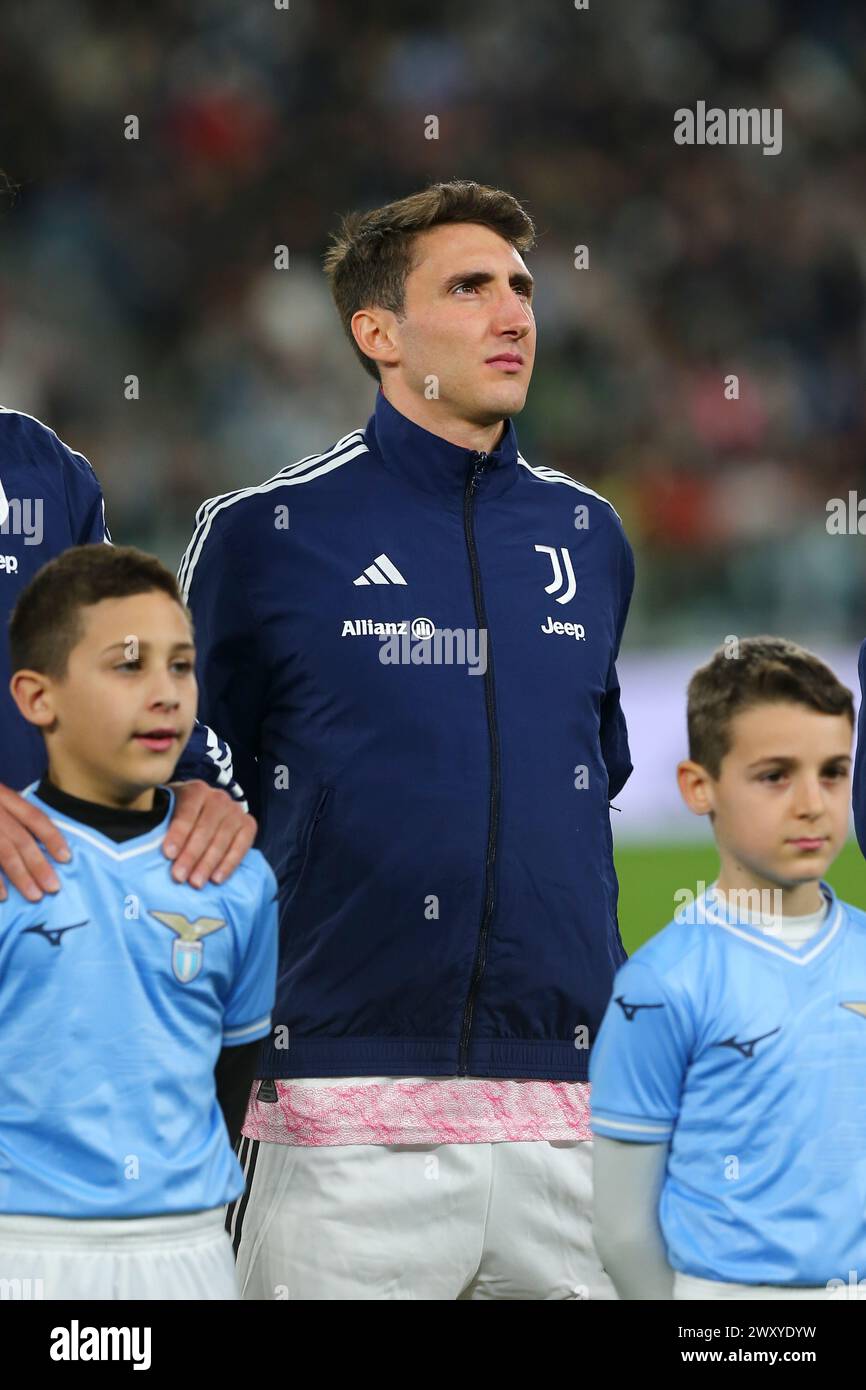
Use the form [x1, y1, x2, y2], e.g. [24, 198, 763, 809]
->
[35, 775, 170, 844]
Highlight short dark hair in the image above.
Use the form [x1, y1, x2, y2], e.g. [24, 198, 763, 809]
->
[323, 179, 537, 383]
[687, 636, 854, 779]
[8, 544, 191, 680]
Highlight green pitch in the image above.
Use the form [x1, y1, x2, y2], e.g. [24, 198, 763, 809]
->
[614, 839, 866, 955]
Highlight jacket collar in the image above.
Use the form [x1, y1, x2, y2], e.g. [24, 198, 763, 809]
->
[366, 386, 519, 503]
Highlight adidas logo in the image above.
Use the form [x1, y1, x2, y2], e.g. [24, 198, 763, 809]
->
[353, 553, 407, 586]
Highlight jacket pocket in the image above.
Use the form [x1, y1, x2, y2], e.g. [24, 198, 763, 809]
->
[281, 785, 331, 910]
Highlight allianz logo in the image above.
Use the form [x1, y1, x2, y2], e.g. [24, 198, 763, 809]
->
[342, 617, 434, 638]
[541, 615, 586, 640]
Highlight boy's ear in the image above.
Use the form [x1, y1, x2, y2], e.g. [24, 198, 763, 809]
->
[9, 670, 59, 731]
[677, 758, 715, 817]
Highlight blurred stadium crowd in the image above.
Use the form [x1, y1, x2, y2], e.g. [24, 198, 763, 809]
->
[0, 0, 864, 643]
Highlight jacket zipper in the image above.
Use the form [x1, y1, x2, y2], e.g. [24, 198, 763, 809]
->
[458, 451, 501, 1075]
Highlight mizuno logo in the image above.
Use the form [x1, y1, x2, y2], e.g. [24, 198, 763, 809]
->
[535, 544, 576, 604]
[713, 1028, 781, 1059]
[615, 996, 665, 1021]
[23, 919, 89, 948]
[353, 553, 407, 586]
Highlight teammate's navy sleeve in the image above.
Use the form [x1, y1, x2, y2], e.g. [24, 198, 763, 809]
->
[589, 956, 692, 1143]
[175, 518, 266, 820]
[0, 412, 115, 788]
[600, 530, 635, 802]
[221, 860, 278, 1047]
[854, 638, 866, 861]
[56, 433, 112, 545]
[173, 719, 248, 806]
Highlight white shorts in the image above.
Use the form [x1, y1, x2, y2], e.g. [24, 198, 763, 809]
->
[674, 1271, 838, 1301]
[0, 1208, 239, 1301]
[228, 1137, 617, 1301]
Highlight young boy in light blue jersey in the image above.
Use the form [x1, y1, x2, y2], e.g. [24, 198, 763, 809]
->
[0, 545, 277, 1299]
[590, 636, 866, 1301]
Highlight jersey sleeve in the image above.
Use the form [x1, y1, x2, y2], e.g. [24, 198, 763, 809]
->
[173, 719, 249, 807]
[589, 956, 693, 1143]
[222, 862, 278, 1047]
[600, 527, 635, 803]
[854, 638, 866, 861]
[60, 434, 112, 545]
[175, 513, 265, 820]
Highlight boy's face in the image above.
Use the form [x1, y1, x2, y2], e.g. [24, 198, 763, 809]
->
[689, 701, 852, 889]
[19, 590, 197, 799]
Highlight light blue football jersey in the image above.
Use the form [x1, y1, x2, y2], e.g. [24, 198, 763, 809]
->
[590, 881, 866, 1286]
[0, 784, 277, 1217]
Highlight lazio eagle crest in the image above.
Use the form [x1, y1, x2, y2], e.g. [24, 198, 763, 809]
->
[149, 911, 227, 983]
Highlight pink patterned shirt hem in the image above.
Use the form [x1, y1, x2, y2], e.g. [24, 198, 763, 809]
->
[241, 1078, 593, 1146]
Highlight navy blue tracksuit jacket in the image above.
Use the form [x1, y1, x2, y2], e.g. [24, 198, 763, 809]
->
[174, 388, 635, 1081]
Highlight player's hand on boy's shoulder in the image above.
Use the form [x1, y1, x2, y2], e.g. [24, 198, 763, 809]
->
[0, 782, 72, 902]
[0, 778, 257, 901]
[164, 779, 257, 889]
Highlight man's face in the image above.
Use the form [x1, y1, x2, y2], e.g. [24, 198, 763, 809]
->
[383, 221, 536, 424]
[707, 702, 852, 889]
[38, 591, 198, 797]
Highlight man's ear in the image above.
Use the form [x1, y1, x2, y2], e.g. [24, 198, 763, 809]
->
[676, 758, 716, 817]
[9, 670, 58, 731]
[351, 306, 400, 372]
